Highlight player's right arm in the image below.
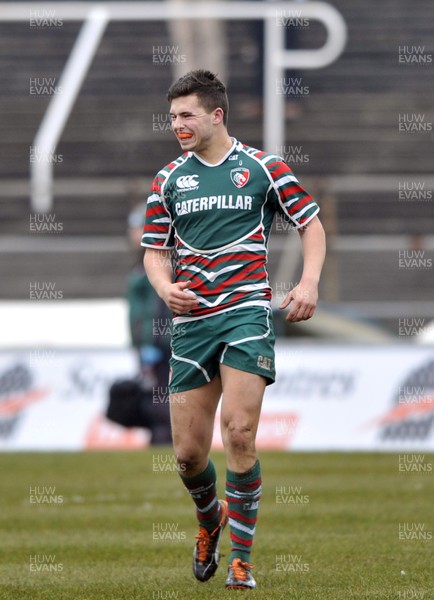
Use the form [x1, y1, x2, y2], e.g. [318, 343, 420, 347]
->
[142, 172, 198, 314]
[143, 249, 198, 314]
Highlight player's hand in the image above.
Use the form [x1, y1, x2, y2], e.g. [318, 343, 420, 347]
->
[279, 278, 318, 322]
[160, 280, 199, 314]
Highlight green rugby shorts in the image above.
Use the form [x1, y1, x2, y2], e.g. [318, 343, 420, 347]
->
[168, 305, 276, 393]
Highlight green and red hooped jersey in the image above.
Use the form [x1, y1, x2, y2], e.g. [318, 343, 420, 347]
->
[142, 138, 319, 320]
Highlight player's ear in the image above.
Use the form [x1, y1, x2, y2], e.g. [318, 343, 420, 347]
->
[212, 107, 225, 125]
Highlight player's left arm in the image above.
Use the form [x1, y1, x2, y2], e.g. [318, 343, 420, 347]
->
[279, 216, 326, 322]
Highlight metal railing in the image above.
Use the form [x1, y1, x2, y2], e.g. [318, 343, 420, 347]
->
[1, 1, 347, 212]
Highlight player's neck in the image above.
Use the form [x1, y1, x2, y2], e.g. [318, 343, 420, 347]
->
[194, 132, 233, 165]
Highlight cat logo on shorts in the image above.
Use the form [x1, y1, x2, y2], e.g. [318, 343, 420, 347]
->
[230, 167, 250, 188]
[257, 355, 273, 370]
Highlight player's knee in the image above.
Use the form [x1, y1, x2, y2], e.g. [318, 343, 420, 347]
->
[224, 421, 255, 453]
[174, 447, 204, 473]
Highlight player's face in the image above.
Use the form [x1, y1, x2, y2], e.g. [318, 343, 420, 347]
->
[169, 94, 216, 153]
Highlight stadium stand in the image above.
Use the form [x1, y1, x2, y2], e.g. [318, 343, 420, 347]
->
[0, 0, 433, 334]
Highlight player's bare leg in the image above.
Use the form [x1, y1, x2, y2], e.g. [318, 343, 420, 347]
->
[170, 377, 228, 582]
[219, 365, 265, 471]
[220, 364, 265, 589]
[169, 376, 221, 476]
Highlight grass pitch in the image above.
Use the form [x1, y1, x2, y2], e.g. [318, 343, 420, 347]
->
[0, 450, 432, 599]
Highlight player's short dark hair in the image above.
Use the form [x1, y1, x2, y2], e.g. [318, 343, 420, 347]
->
[167, 69, 229, 126]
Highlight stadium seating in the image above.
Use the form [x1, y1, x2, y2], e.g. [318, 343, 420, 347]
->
[0, 0, 433, 328]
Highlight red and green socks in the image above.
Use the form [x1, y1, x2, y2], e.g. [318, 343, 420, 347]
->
[226, 459, 262, 563]
[180, 460, 222, 532]
[180, 457, 262, 562]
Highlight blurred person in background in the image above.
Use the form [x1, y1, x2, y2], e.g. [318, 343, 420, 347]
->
[106, 203, 172, 445]
[126, 203, 172, 443]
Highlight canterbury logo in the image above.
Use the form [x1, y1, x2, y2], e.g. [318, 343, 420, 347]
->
[176, 175, 199, 190]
